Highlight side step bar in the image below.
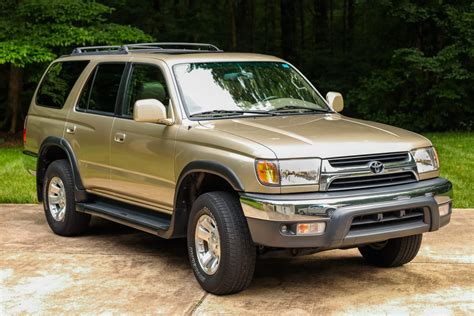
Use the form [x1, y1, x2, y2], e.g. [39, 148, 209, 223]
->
[77, 198, 172, 237]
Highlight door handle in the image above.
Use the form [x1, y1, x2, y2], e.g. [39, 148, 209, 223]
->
[114, 132, 126, 143]
[66, 125, 76, 134]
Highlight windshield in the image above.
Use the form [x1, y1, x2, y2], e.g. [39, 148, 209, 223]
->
[173, 62, 330, 118]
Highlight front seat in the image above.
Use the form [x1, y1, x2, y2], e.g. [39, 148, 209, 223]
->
[136, 81, 170, 116]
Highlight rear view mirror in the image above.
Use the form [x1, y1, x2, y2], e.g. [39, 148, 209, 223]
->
[133, 99, 173, 125]
[326, 92, 344, 113]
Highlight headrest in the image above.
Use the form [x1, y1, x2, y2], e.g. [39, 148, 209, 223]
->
[137, 82, 166, 104]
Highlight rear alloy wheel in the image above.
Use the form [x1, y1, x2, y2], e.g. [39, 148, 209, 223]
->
[359, 234, 422, 267]
[43, 160, 90, 236]
[187, 191, 256, 295]
[47, 176, 67, 222]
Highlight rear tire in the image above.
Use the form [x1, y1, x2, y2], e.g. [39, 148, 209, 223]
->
[187, 191, 256, 295]
[43, 160, 90, 236]
[358, 234, 422, 267]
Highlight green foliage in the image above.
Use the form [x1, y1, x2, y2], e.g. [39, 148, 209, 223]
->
[0, 0, 472, 132]
[0, 0, 153, 67]
[0, 43, 54, 67]
[349, 3, 474, 132]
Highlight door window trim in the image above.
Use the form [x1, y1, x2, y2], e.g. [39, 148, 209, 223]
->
[74, 61, 128, 117]
[118, 62, 174, 120]
[35, 60, 90, 109]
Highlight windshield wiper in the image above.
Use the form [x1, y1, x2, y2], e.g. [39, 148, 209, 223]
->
[189, 109, 274, 118]
[268, 105, 331, 114]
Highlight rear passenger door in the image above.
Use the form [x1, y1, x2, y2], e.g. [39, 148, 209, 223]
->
[64, 62, 127, 192]
[108, 62, 178, 213]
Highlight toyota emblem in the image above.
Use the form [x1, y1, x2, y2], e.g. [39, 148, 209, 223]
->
[369, 161, 384, 174]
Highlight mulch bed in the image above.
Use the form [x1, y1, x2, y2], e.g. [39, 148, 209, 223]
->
[0, 131, 23, 148]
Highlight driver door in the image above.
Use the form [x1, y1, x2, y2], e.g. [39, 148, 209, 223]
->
[108, 62, 178, 213]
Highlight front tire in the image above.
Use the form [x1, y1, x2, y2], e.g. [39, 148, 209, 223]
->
[358, 234, 422, 267]
[43, 160, 90, 236]
[187, 191, 256, 295]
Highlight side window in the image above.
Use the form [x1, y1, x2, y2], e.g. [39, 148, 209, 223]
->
[77, 63, 125, 114]
[36, 61, 89, 109]
[122, 64, 169, 118]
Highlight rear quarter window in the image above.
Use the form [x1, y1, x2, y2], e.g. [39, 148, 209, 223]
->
[36, 60, 89, 109]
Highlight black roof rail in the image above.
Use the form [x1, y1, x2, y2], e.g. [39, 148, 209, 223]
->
[71, 45, 128, 55]
[70, 42, 223, 55]
[125, 42, 222, 51]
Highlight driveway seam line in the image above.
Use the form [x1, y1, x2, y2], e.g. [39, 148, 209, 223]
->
[188, 292, 208, 315]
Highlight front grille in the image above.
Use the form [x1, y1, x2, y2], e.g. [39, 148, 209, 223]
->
[328, 172, 417, 191]
[328, 152, 409, 168]
[350, 208, 425, 232]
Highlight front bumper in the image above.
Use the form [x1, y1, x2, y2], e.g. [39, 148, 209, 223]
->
[240, 177, 452, 249]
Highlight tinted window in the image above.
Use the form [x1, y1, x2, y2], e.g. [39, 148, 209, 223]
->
[36, 61, 89, 108]
[77, 63, 125, 114]
[122, 64, 169, 117]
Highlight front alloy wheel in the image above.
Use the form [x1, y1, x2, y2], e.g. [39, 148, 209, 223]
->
[195, 214, 221, 275]
[187, 191, 256, 295]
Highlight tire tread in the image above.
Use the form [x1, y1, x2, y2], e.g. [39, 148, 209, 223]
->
[359, 234, 422, 267]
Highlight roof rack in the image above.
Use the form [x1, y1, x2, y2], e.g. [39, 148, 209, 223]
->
[70, 42, 223, 55]
[71, 45, 128, 55]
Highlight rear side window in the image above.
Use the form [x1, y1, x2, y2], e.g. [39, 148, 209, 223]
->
[36, 61, 89, 109]
[77, 63, 126, 114]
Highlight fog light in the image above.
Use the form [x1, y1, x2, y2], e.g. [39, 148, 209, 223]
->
[296, 222, 326, 235]
[280, 225, 288, 233]
[439, 202, 451, 217]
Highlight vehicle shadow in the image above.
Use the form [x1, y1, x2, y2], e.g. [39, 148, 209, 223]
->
[85, 216, 435, 296]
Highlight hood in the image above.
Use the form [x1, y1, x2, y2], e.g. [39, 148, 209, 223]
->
[198, 114, 431, 159]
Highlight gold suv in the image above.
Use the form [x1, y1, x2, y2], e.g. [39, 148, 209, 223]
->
[23, 43, 452, 294]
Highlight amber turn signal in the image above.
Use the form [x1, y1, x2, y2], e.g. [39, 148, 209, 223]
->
[256, 160, 280, 185]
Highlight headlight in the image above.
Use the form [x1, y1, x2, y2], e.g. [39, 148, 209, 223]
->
[411, 147, 439, 173]
[256, 158, 321, 186]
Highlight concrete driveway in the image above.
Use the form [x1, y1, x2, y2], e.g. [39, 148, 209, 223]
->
[1, 204, 473, 315]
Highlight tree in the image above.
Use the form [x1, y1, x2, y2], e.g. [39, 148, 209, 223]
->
[0, 0, 152, 133]
[349, 2, 474, 132]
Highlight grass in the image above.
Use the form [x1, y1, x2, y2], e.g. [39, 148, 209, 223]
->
[424, 132, 474, 208]
[0, 132, 472, 207]
[0, 147, 37, 203]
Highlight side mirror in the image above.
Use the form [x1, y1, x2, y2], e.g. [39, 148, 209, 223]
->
[133, 99, 173, 125]
[326, 92, 344, 113]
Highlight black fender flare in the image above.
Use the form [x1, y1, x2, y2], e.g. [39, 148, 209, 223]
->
[176, 160, 244, 194]
[168, 160, 245, 238]
[37, 136, 87, 201]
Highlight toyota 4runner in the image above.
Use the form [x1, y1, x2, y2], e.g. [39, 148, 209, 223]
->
[23, 43, 452, 295]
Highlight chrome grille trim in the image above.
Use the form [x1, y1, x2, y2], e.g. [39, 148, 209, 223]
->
[320, 152, 418, 191]
[328, 172, 417, 191]
[328, 152, 409, 167]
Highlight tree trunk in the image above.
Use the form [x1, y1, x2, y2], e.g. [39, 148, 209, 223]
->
[280, 0, 296, 61]
[347, 0, 355, 51]
[313, 0, 328, 46]
[234, 0, 254, 52]
[267, 0, 276, 53]
[342, 0, 347, 53]
[329, 0, 334, 53]
[7, 65, 23, 134]
[228, 0, 237, 50]
[299, 0, 305, 49]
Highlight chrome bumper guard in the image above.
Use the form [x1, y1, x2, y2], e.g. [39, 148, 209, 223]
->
[240, 178, 452, 248]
